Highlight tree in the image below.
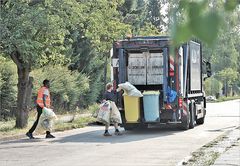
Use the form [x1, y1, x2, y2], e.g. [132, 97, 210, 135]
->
[201, 2, 240, 96]
[146, 0, 167, 32]
[68, 0, 131, 104]
[0, 0, 82, 128]
[217, 68, 238, 97]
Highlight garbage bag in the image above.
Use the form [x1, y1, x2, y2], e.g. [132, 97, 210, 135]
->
[110, 101, 122, 124]
[97, 101, 122, 125]
[167, 86, 177, 103]
[36, 108, 57, 132]
[117, 82, 143, 97]
[42, 107, 57, 119]
[97, 101, 111, 124]
[40, 118, 54, 131]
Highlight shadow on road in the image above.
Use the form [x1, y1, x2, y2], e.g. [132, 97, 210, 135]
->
[0, 125, 185, 145]
[0, 137, 46, 145]
[50, 125, 183, 144]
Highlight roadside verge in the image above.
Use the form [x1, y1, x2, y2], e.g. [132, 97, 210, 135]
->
[177, 126, 240, 166]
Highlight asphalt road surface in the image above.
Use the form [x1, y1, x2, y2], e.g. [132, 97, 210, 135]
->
[0, 100, 239, 166]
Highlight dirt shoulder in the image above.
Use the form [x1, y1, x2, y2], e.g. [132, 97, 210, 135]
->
[178, 126, 240, 166]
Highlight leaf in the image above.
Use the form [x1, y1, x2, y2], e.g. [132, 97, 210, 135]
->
[173, 23, 192, 45]
[188, 1, 207, 19]
[178, 0, 188, 10]
[224, 0, 240, 11]
[190, 12, 221, 46]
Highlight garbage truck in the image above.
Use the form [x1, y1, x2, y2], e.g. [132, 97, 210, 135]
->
[110, 36, 211, 130]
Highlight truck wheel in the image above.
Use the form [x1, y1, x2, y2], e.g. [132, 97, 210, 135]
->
[179, 109, 190, 130]
[189, 103, 195, 129]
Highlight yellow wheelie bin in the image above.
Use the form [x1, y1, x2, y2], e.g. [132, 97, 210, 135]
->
[123, 95, 140, 123]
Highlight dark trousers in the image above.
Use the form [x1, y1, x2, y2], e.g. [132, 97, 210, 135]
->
[28, 105, 50, 134]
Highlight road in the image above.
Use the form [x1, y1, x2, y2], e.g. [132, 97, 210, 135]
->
[0, 100, 239, 166]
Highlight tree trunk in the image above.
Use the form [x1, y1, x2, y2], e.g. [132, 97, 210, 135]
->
[226, 80, 228, 97]
[103, 53, 108, 93]
[26, 76, 33, 109]
[15, 67, 31, 128]
[10, 50, 33, 128]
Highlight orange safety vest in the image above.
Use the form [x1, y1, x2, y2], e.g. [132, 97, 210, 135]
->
[36, 86, 51, 108]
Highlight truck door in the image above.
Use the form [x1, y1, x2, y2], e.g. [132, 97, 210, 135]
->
[127, 52, 164, 85]
[128, 53, 146, 85]
[147, 52, 164, 85]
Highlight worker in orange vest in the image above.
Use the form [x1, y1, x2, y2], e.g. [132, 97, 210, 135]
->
[26, 79, 55, 139]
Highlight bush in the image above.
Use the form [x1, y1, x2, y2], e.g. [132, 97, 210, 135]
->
[0, 57, 17, 120]
[31, 65, 89, 112]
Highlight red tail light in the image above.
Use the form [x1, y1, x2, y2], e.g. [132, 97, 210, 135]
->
[178, 98, 183, 108]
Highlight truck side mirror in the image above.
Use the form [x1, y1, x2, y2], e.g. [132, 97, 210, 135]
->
[206, 62, 212, 77]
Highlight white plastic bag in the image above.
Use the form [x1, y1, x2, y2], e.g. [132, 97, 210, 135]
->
[117, 82, 143, 97]
[110, 101, 122, 124]
[39, 118, 54, 131]
[36, 107, 57, 131]
[97, 101, 111, 124]
[42, 107, 57, 119]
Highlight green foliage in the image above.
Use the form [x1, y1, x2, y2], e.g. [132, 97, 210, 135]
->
[31, 65, 89, 111]
[0, 57, 17, 120]
[82, 58, 105, 107]
[200, 3, 240, 96]
[224, 0, 240, 11]
[119, 0, 165, 36]
[172, 0, 224, 46]
[0, 73, 3, 90]
[146, 0, 166, 32]
[204, 77, 223, 96]
[0, 0, 77, 66]
[217, 95, 240, 102]
[80, 0, 131, 53]
[216, 68, 238, 85]
[0, 0, 238, 124]
[138, 22, 163, 36]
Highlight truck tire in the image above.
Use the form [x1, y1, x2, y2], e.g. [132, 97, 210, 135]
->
[179, 109, 190, 130]
[189, 103, 195, 129]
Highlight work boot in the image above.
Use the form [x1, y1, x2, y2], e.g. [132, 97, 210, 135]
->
[26, 132, 35, 139]
[46, 133, 55, 138]
[46, 131, 55, 138]
[103, 131, 112, 136]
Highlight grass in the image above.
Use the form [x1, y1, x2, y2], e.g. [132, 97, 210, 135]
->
[0, 113, 36, 138]
[216, 96, 240, 102]
[54, 116, 96, 132]
[207, 96, 240, 103]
